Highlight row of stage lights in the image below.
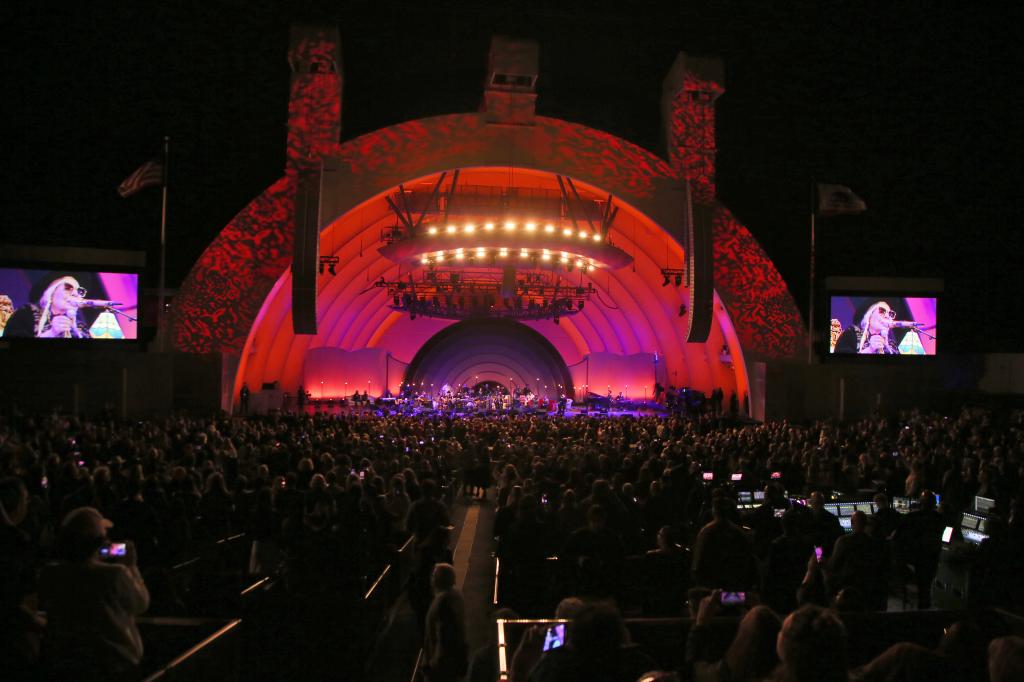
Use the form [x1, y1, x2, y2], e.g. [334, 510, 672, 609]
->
[424, 221, 604, 242]
[420, 247, 596, 270]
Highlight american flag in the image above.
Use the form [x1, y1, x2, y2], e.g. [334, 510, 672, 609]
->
[817, 183, 866, 216]
[117, 159, 164, 198]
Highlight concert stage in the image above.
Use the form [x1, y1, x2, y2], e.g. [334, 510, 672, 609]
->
[161, 28, 807, 423]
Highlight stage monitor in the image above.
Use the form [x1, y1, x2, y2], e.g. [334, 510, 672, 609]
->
[0, 267, 139, 341]
[975, 496, 995, 513]
[828, 295, 937, 356]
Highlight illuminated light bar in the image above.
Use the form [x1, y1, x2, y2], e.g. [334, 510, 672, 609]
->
[476, 247, 486, 257]
[498, 248, 508, 257]
[579, 231, 589, 239]
[575, 259, 584, 268]
[454, 252, 465, 260]
[435, 250, 444, 258]
[446, 225, 456, 234]
[563, 228, 573, 236]
[420, 256, 429, 264]
[525, 222, 537, 232]
[541, 253, 551, 261]
[427, 226, 438, 235]
[504, 221, 516, 230]
[519, 249, 529, 258]
[484, 222, 495, 231]
[545, 223, 555, 233]
[587, 264, 595, 271]
[464, 223, 475, 233]
[593, 233, 602, 241]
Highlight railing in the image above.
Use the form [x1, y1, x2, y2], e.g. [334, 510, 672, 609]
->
[139, 617, 242, 682]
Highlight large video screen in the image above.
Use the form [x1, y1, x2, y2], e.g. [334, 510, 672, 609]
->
[829, 296, 937, 355]
[0, 268, 139, 340]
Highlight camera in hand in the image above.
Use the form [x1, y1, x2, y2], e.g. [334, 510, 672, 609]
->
[100, 542, 127, 559]
[720, 591, 746, 606]
[542, 623, 566, 651]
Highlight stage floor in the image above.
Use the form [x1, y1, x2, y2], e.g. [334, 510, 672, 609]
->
[277, 403, 673, 419]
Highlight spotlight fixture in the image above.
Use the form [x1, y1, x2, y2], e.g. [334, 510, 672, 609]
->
[660, 267, 686, 288]
[319, 255, 340, 276]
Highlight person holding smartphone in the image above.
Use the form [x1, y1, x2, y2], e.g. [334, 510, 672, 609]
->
[38, 507, 149, 681]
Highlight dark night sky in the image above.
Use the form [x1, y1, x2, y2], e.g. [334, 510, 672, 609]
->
[5, 1, 1023, 352]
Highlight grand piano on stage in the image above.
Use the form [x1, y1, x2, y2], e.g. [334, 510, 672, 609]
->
[584, 392, 611, 414]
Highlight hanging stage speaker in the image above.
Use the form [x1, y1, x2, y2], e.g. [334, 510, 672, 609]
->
[292, 167, 320, 335]
[686, 203, 713, 343]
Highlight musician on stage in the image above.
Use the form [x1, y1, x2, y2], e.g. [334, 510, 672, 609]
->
[834, 300, 901, 355]
[0, 294, 13, 337]
[5, 276, 94, 338]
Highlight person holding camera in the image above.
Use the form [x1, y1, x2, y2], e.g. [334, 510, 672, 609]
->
[38, 506, 150, 680]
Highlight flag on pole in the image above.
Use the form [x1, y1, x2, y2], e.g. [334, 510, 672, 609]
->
[817, 183, 866, 216]
[117, 159, 164, 198]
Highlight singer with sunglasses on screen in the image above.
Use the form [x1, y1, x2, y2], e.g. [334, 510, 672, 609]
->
[834, 301, 902, 355]
[4, 276, 96, 339]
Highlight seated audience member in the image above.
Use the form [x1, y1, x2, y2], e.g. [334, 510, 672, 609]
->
[39, 507, 150, 681]
[854, 620, 987, 682]
[771, 604, 849, 682]
[423, 563, 467, 682]
[512, 602, 657, 682]
[0, 477, 41, 674]
[692, 496, 756, 590]
[687, 590, 782, 682]
[826, 510, 889, 610]
[467, 607, 519, 682]
[563, 504, 626, 598]
[988, 635, 1024, 682]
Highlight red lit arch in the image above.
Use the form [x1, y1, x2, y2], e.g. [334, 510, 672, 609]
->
[172, 114, 803, 408]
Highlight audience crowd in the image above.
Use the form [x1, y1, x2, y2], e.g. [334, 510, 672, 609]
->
[0, 404, 1022, 680]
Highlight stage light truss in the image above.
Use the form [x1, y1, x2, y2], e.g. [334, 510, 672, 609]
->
[378, 170, 633, 271]
[417, 246, 597, 272]
[375, 270, 594, 322]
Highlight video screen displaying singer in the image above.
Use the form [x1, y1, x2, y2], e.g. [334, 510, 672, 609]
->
[0, 268, 138, 340]
[829, 296, 937, 355]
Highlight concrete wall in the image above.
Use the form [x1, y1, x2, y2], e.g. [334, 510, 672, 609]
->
[0, 346, 222, 417]
[765, 355, 989, 421]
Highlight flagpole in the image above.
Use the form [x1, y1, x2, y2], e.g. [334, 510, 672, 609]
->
[808, 180, 816, 365]
[158, 135, 169, 352]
